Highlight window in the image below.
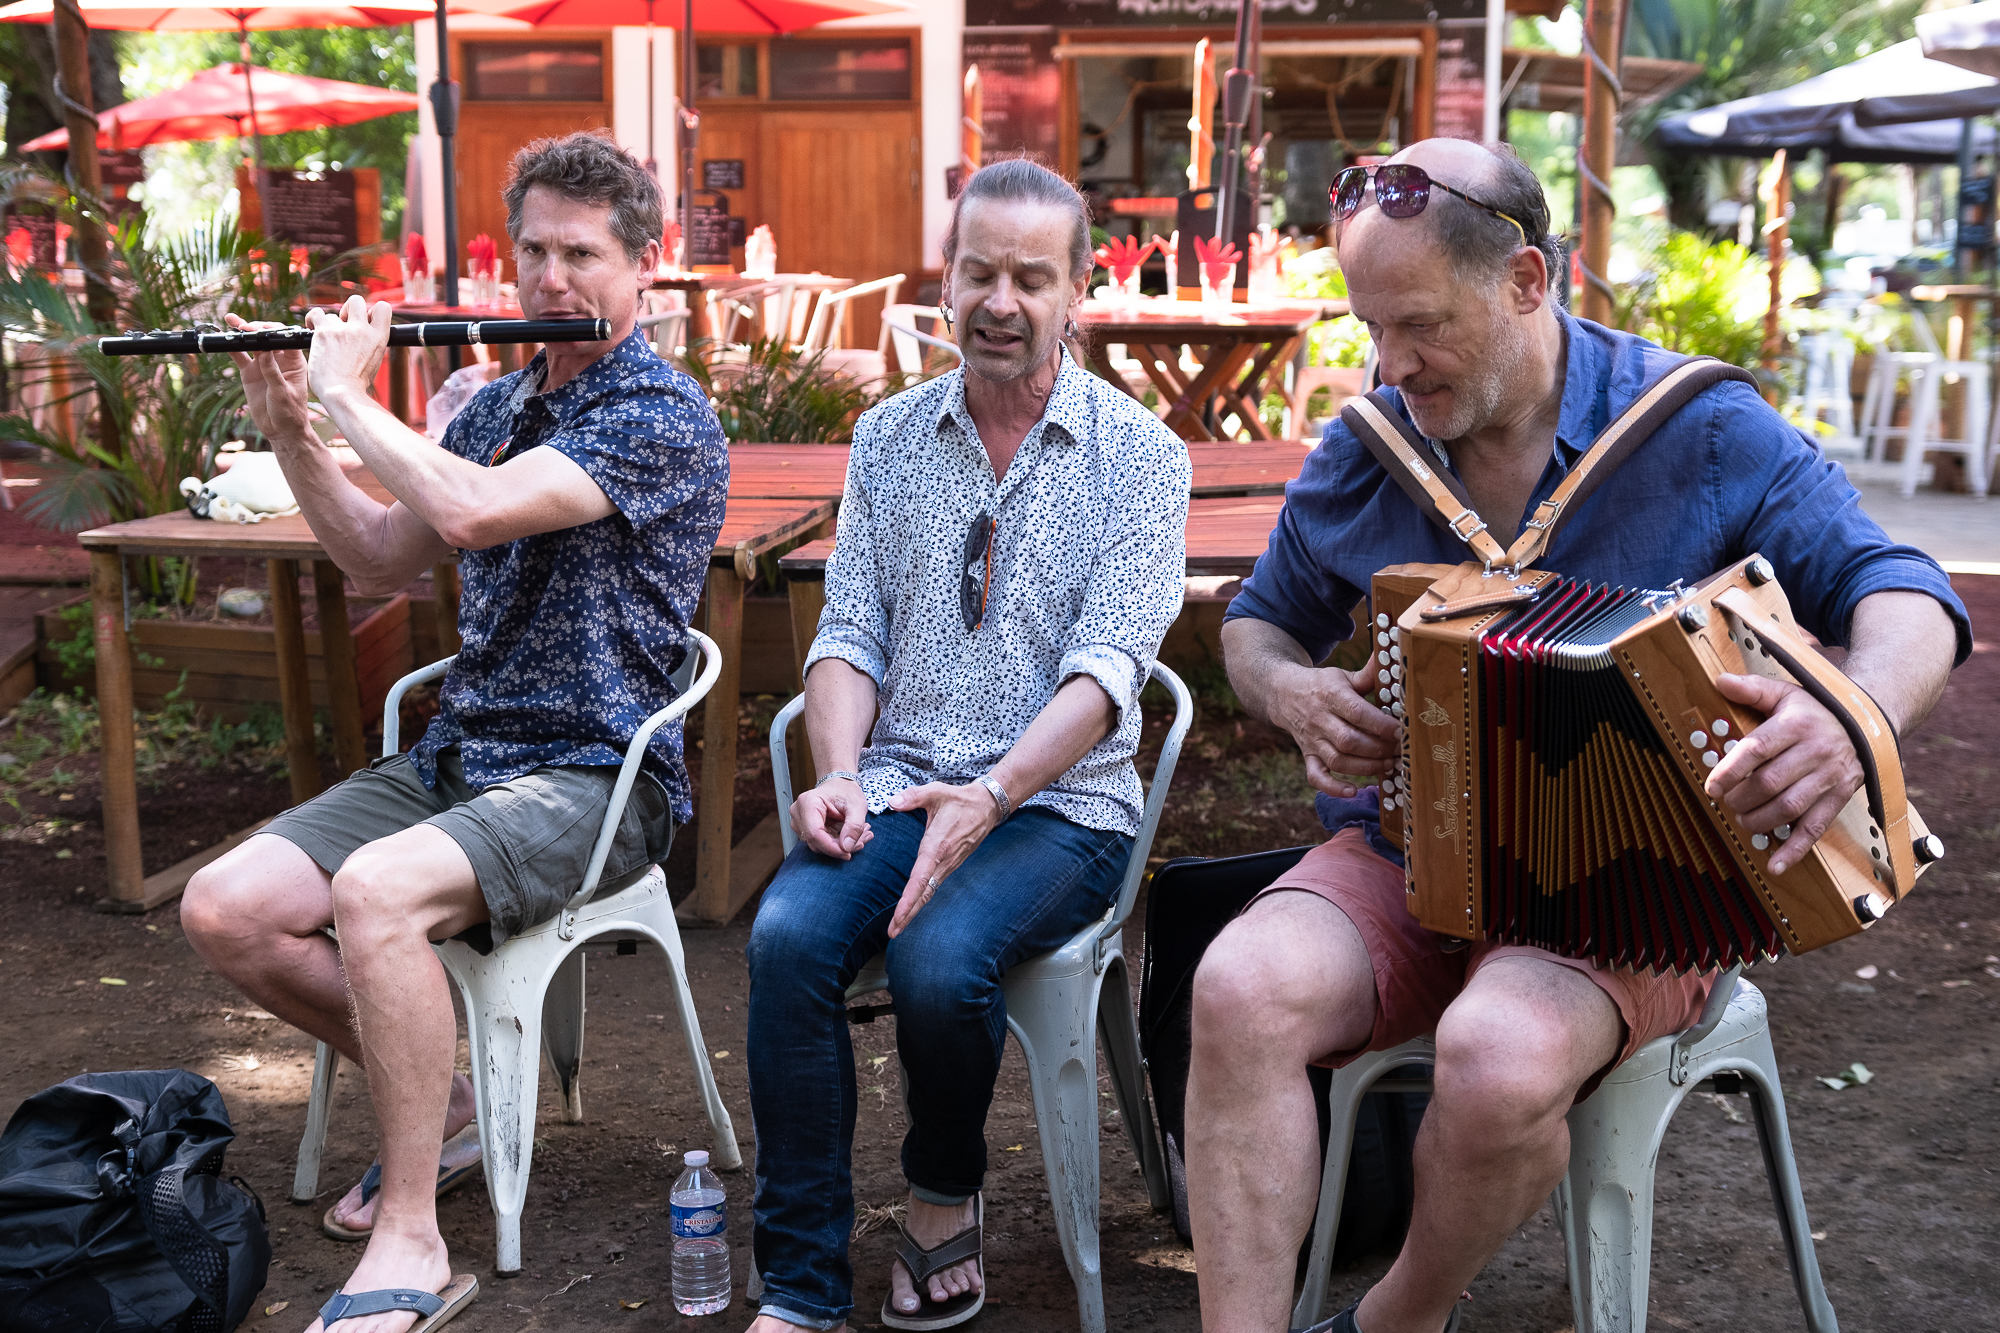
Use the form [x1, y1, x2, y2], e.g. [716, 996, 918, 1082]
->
[464, 43, 604, 101]
[768, 38, 911, 101]
[697, 43, 759, 99]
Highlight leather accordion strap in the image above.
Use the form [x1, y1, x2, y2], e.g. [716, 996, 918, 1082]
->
[1341, 355, 1759, 572]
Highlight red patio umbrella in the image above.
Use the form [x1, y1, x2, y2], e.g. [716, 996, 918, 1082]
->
[18, 62, 419, 151]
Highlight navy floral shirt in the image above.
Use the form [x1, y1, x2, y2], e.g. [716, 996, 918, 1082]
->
[412, 329, 727, 822]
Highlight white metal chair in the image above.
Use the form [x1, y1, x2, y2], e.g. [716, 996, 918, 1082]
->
[291, 631, 743, 1276]
[882, 304, 962, 378]
[1795, 333, 1857, 447]
[1290, 969, 1836, 1333]
[799, 273, 906, 361]
[760, 663, 1192, 1333]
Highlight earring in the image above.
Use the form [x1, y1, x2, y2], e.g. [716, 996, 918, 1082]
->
[1063, 316, 1079, 339]
[941, 305, 955, 335]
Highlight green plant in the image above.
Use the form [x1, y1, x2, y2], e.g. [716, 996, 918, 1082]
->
[0, 165, 380, 604]
[1615, 233, 1769, 370]
[1284, 247, 1371, 369]
[678, 337, 886, 443]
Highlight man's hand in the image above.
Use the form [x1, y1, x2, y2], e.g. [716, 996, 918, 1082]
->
[223, 314, 316, 445]
[1704, 672, 1865, 876]
[304, 296, 393, 404]
[1275, 653, 1400, 799]
[790, 776, 873, 861]
[884, 782, 1006, 937]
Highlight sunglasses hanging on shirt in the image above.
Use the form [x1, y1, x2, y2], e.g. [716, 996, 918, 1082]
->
[961, 512, 997, 633]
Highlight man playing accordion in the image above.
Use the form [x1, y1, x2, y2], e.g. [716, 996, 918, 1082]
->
[1186, 138, 1969, 1333]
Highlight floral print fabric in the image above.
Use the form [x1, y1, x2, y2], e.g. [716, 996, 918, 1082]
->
[805, 351, 1191, 836]
[411, 329, 728, 823]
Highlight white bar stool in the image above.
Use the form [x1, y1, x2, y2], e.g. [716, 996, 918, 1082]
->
[1795, 333, 1855, 444]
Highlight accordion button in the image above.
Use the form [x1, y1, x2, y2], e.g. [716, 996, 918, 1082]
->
[1377, 613, 1390, 628]
[1713, 719, 1731, 736]
[1690, 730, 1708, 749]
[1752, 834, 1769, 851]
[1775, 823, 1792, 840]
[1383, 795, 1396, 810]
[1379, 651, 1391, 667]
[1702, 750, 1720, 768]
[1377, 632, 1390, 647]
[1723, 739, 1739, 754]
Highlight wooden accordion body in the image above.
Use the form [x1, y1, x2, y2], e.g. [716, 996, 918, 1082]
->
[1371, 556, 1937, 974]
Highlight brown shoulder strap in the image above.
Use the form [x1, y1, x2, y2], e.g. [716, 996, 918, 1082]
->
[1341, 356, 1759, 572]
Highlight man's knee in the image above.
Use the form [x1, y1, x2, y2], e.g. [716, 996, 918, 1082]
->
[745, 866, 853, 990]
[1432, 982, 1612, 1129]
[1191, 899, 1371, 1065]
[182, 849, 278, 954]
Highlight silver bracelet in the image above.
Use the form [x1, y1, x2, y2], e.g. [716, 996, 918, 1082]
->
[818, 770, 862, 787]
[975, 773, 1012, 820]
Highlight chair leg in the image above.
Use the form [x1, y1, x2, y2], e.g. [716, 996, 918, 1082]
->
[1968, 373, 1991, 497]
[542, 948, 587, 1125]
[1096, 948, 1169, 1213]
[1735, 1029, 1841, 1333]
[292, 1041, 341, 1204]
[446, 945, 549, 1277]
[1009, 970, 1109, 1333]
[1563, 1075, 1683, 1333]
[644, 898, 743, 1171]
[1901, 366, 1936, 498]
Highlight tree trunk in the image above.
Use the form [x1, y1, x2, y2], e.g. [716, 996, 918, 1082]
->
[48, 4, 123, 462]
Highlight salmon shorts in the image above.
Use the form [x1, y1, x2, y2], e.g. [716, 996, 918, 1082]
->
[1249, 827, 1716, 1102]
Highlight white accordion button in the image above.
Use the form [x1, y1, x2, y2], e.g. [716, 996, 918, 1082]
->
[1377, 613, 1389, 628]
[1379, 651, 1391, 667]
[1723, 739, 1738, 754]
[1689, 730, 1708, 749]
[1377, 631, 1390, 647]
[1702, 750, 1720, 768]
[1383, 794, 1396, 810]
[1389, 626, 1401, 641]
[1775, 823, 1792, 840]
[1751, 834, 1770, 851]
[1713, 719, 1730, 736]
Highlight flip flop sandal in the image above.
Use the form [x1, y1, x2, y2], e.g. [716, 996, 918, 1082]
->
[319, 1274, 478, 1331]
[320, 1125, 483, 1242]
[881, 1194, 984, 1331]
[1296, 1293, 1464, 1333]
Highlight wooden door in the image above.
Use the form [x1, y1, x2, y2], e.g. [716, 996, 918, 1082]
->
[755, 109, 920, 351]
[456, 103, 612, 285]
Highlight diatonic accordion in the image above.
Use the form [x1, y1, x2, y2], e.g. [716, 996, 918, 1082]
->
[1371, 556, 1939, 974]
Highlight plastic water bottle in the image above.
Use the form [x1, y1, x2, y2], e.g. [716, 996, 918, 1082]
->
[671, 1149, 731, 1315]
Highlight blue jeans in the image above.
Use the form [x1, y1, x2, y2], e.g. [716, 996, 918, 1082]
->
[744, 807, 1132, 1328]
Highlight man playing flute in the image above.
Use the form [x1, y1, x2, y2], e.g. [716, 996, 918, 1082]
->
[1188, 138, 1969, 1333]
[180, 130, 726, 1333]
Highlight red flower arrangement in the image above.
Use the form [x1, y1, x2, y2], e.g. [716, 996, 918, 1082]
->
[467, 233, 498, 278]
[1091, 234, 1153, 282]
[403, 231, 429, 275]
[1194, 235, 1242, 287]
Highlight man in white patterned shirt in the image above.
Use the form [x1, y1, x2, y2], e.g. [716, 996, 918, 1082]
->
[741, 160, 1189, 1333]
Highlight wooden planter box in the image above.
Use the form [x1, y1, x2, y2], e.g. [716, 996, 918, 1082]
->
[38, 594, 416, 725]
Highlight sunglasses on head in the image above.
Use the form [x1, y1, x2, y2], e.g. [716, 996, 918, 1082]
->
[1330, 164, 1537, 248]
[961, 512, 997, 633]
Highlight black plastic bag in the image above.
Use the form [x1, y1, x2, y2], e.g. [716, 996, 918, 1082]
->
[0, 1069, 270, 1332]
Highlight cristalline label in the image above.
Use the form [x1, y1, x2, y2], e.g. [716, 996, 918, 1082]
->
[673, 1201, 725, 1238]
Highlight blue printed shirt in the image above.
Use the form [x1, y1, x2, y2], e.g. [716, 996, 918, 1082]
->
[412, 330, 727, 822]
[1225, 310, 1971, 859]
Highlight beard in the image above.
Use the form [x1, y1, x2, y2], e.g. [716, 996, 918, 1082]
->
[961, 307, 1061, 383]
[1402, 311, 1534, 442]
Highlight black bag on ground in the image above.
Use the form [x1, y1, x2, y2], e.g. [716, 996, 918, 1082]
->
[0, 1069, 270, 1332]
[1139, 847, 1430, 1264]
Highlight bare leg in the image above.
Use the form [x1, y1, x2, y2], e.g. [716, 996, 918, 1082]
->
[181, 832, 476, 1234]
[886, 1193, 981, 1316]
[1186, 891, 1379, 1333]
[298, 823, 490, 1333]
[1355, 957, 1621, 1333]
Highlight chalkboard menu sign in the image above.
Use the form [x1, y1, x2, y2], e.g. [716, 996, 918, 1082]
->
[703, 159, 745, 190]
[963, 31, 1060, 166]
[262, 169, 360, 253]
[688, 199, 734, 267]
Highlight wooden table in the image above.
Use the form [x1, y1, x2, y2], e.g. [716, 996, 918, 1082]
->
[77, 499, 391, 910]
[1077, 300, 1348, 443]
[725, 440, 1312, 501]
[776, 494, 1285, 704]
[74, 488, 834, 922]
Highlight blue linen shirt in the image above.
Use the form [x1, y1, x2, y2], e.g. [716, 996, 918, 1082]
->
[411, 329, 728, 822]
[1225, 310, 1971, 858]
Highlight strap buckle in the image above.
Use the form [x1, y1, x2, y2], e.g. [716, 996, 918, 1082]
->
[1446, 508, 1489, 542]
[1522, 502, 1560, 533]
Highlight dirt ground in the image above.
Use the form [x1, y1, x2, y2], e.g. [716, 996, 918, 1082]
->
[1, 578, 1995, 1333]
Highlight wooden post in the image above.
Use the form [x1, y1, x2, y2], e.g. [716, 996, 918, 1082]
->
[267, 559, 323, 806]
[90, 551, 143, 904]
[692, 562, 746, 925]
[1190, 39, 1216, 191]
[433, 560, 462, 656]
[1760, 150, 1790, 401]
[48, 0, 120, 462]
[313, 560, 368, 776]
[1577, 0, 1626, 325]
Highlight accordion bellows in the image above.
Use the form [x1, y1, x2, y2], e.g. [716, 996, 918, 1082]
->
[1372, 556, 1938, 975]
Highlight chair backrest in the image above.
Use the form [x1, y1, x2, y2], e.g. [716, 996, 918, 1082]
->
[637, 309, 689, 357]
[800, 274, 906, 358]
[709, 280, 790, 347]
[881, 304, 962, 376]
[770, 660, 1193, 938]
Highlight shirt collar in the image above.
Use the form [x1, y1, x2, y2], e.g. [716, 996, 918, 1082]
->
[516, 327, 659, 415]
[1550, 309, 1598, 467]
[936, 346, 1091, 449]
